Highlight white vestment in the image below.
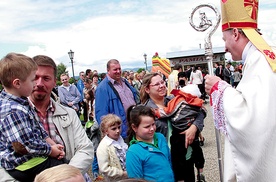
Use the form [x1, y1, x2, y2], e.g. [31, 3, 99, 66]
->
[211, 42, 276, 182]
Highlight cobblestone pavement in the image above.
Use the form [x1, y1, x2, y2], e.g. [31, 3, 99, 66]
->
[200, 102, 225, 182]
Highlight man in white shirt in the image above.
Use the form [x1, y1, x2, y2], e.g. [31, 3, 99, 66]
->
[167, 63, 182, 95]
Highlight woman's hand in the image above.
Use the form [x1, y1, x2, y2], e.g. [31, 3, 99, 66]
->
[180, 124, 197, 148]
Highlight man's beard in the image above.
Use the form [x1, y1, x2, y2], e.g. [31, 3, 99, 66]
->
[33, 93, 47, 101]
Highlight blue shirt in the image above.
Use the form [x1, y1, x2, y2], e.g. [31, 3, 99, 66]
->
[126, 133, 174, 182]
[58, 84, 81, 110]
[107, 75, 136, 114]
[76, 79, 84, 101]
[95, 76, 139, 138]
[0, 90, 51, 170]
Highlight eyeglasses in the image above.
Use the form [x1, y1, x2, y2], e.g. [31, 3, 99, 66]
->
[150, 80, 165, 87]
[61, 79, 68, 81]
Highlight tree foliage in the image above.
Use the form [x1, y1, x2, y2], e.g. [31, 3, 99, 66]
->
[69, 77, 75, 84]
[57, 63, 67, 81]
[56, 63, 76, 85]
[137, 68, 145, 73]
[231, 61, 239, 68]
[56, 63, 67, 86]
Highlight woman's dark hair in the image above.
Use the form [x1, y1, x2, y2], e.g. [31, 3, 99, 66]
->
[178, 80, 186, 87]
[85, 69, 91, 76]
[193, 65, 198, 73]
[92, 74, 99, 79]
[85, 89, 94, 102]
[126, 105, 155, 142]
[100, 73, 106, 80]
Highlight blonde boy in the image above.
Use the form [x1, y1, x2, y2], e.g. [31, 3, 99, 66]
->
[0, 53, 66, 181]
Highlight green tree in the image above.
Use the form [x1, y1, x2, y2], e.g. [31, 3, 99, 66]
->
[231, 61, 239, 68]
[69, 77, 75, 84]
[56, 80, 62, 86]
[137, 68, 145, 73]
[56, 63, 76, 85]
[56, 63, 67, 86]
[57, 63, 67, 81]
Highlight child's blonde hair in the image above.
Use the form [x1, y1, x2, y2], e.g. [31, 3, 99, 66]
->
[100, 114, 122, 137]
[60, 73, 69, 79]
[0, 53, 37, 88]
[34, 164, 84, 182]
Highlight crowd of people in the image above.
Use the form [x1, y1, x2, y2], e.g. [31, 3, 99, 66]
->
[0, 48, 261, 182]
[0, 1, 275, 181]
[213, 62, 243, 88]
[0, 54, 209, 182]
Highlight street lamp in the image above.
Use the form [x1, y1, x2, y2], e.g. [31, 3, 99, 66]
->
[68, 49, 75, 80]
[143, 53, 147, 71]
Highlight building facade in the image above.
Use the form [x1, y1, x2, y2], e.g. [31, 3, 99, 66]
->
[166, 47, 226, 72]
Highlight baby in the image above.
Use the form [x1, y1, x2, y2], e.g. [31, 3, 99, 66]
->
[156, 84, 205, 131]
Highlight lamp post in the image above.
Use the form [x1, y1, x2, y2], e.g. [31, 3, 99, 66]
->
[143, 53, 147, 71]
[68, 49, 75, 81]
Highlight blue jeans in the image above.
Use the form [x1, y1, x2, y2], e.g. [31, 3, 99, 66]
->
[92, 153, 99, 174]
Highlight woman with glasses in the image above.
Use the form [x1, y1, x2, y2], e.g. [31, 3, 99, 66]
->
[139, 72, 205, 182]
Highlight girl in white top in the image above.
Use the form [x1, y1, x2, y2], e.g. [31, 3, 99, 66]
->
[96, 114, 128, 182]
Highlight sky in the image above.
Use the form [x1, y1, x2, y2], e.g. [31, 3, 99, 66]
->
[1, 0, 275, 76]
